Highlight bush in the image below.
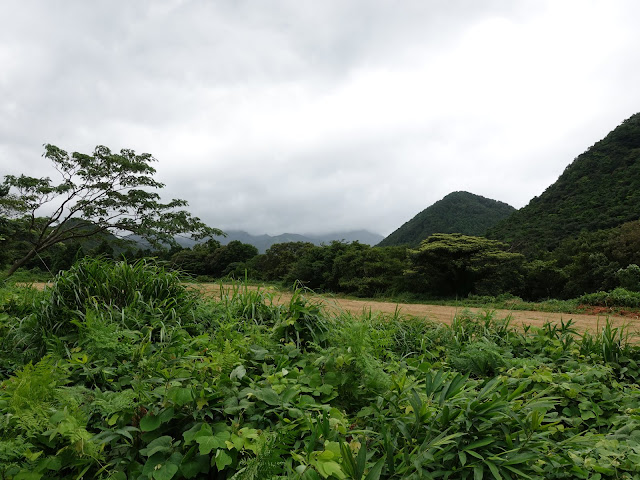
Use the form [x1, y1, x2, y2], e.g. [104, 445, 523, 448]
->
[617, 264, 640, 291]
[578, 287, 640, 308]
[37, 257, 197, 336]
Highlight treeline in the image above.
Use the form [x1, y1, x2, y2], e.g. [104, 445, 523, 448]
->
[159, 221, 640, 300]
[4, 217, 640, 302]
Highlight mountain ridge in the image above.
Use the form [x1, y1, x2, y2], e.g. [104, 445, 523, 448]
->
[488, 112, 640, 255]
[171, 229, 384, 253]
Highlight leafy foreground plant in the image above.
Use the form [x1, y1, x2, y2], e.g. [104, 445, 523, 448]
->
[1, 268, 640, 479]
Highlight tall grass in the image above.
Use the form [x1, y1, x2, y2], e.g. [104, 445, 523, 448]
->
[5, 258, 197, 360]
[38, 257, 196, 335]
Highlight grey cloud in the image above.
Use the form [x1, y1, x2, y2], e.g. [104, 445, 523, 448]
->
[2, 1, 640, 238]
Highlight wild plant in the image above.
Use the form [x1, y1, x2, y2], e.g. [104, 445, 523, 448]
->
[579, 318, 638, 375]
[0, 283, 44, 317]
[216, 279, 283, 326]
[273, 287, 329, 349]
[38, 257, 196, 336]
[448, 339, 510, 377]
[377, 314, 452, 360]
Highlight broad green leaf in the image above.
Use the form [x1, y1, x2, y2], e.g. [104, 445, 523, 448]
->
[184, 423, 211, 445]
[197, 431, 231, 455]
[140, 436, 173, 457]
[142, 453, 165, 476]
[257, 387, 281, 406]
[153, 462, 179, 480]
[309, 374, 323, 388]
[180, 447, 210, 479]
[140, 414, 162, 432]
[14, 473, 43, 480]
[317, 460, 346, 479]
[37, 456, 62, 471]
[158, 407, 175, 424]
[580, 410, 596, 420]
[301, 469, 322, 480]
[168, 387, 194, 406]
[230, 365, 246, 381]
[317, 450, 335, 461]
[228, 434, 244, 451]
[215, 449, 233, 471]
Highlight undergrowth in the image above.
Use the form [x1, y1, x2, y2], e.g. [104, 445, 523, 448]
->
[1, 260, 640, 479]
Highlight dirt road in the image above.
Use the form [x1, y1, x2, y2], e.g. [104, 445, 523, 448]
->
[193, 284, 640, 334]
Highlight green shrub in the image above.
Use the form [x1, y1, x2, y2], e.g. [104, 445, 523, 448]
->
[578, 287, 640, 308]
[617, 263, 640, 291]
[449, 339, 510, 377]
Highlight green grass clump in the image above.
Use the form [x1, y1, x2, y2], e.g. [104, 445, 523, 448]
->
[39, 257, 197, 333]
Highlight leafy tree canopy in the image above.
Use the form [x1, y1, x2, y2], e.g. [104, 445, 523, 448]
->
[408, 233, 524, 297]
[1, 144, 222, 277]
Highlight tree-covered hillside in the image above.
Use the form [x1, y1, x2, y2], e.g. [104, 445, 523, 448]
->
[378, 191, 515, 247]
[489, 112, 640, 256]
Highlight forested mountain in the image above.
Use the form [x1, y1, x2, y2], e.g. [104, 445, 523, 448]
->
[489, 112, 640, 256]
[378, 191, 515, 247]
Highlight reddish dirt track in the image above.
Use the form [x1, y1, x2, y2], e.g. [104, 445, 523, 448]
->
[192, 284, 640, 335]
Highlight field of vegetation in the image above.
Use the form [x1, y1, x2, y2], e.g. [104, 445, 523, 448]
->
[1, 258, 640, 479]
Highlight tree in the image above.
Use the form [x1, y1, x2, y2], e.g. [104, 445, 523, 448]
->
[1, 144, 222, 277]
[171, 239, 221, 276]
[208, 240, 258, 277]
[254, 241, 315, 281]
[617, 264, 640, 291]
[331, 243, 407, 297]
[408, 233, 524, 297]
[523, 259, 568, 300]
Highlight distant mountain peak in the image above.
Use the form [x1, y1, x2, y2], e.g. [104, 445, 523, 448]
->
[378, 191, 515, 247]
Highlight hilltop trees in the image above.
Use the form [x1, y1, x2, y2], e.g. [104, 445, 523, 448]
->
[0, 144, 221, 277]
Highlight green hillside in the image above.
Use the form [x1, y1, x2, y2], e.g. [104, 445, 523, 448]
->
[489, 112, 640, 256]
[378, 191, 515, 247]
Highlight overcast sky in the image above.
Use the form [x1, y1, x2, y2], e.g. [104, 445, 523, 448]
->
[1, 1, 639, 236]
